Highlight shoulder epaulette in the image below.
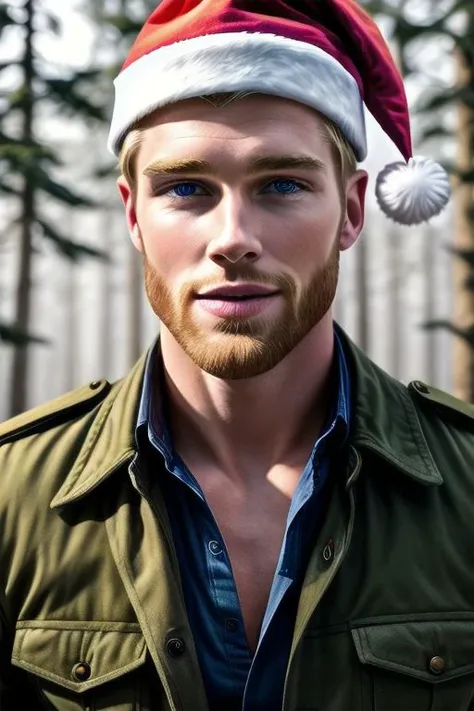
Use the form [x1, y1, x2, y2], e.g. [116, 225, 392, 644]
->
[408, 380, 474, 430]
[0, 380, 111, 445]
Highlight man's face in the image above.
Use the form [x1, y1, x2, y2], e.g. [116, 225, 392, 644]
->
[118, 95, 366, 379]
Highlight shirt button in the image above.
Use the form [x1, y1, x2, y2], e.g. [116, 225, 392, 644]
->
[72, 662, 91, 681]
[322, 539, 335, 563]
[429, 656, 445, 675]
[208, 540, 223, 556]
[166, 637, 186, 658]
[225, 618, 239, 632]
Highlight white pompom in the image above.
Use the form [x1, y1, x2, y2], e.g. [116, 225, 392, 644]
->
[375, 156, 451, 225]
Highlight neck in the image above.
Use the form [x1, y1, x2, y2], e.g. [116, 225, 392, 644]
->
[159, 314, 336, 484]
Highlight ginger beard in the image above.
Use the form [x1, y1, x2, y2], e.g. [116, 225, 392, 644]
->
[142, 236, 340, 380]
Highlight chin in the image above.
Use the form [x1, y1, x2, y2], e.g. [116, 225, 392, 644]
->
[178, 331, 295, 380]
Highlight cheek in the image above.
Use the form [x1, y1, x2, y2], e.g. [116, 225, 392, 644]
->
[268, 200, 341, 271]
[137, 202, 203, 281]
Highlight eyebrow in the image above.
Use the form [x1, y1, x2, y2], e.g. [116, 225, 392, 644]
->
[142, 154, 327, 178]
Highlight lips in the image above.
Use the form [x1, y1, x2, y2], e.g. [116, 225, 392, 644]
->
[199, 294, 275, 302]
[195, 284, 279, 300]
[195, 291, 280, 319]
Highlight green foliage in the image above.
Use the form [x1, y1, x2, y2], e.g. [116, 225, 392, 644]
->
[42, 76, 108, 122]
[0, 322, 49, 346]
[419, 125, 453, 142]
[38, 218, 109, 262]
[0, 3, 18, 40]
[34, 168, 96, 207]
[1, 0, 110, 346]
[0, 182, 20, 196]
[93, 162, 118, 179]
[450, 247, 474, 269]
[103, 13, 143, 35]
[418, 86, 474, 113]
[44, 11, 62, 35]
[423, 320, 474, 347]
[0, 140, 62, 169]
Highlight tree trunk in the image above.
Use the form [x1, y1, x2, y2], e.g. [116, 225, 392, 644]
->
[452, 39, 474, 402]
[9, 0, 35, 417]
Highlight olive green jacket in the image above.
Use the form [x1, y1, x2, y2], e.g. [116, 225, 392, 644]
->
[1, 330, 474, 711]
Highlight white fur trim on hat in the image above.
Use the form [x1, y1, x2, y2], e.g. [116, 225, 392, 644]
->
[108, 32, 366, 158]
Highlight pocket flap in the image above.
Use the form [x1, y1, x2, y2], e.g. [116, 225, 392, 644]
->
[12, 621, 147, 692]
[352, 619, 474, 684]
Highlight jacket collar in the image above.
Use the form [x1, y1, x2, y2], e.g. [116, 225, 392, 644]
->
[50, 326, 442, 509]
[50, 352, 148, 509]
[335, 325, 442, 486]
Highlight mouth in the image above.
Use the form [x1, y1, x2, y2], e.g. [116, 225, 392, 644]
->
[195, 284, 280, 301]
[196, 294, 276, 302]
[193, 283, 281, 320]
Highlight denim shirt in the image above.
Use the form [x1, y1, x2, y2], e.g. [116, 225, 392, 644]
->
[135, 333, 351, 710]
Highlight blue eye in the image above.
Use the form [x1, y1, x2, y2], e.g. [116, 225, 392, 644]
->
[167, 182, 206, 198]
[265, 179, 304, 194]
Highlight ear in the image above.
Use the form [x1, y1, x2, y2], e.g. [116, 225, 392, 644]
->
[339, 170, 368, 252]
[117, 176, 143, 253]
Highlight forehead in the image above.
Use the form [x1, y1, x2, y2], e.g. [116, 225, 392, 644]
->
[136, 95, 332, 168]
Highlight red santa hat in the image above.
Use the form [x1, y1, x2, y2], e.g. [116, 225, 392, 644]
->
[108, 0, 451, 226]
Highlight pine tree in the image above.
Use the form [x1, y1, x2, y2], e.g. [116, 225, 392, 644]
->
[0, 0, 110, 414]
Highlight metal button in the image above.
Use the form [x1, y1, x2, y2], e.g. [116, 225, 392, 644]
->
[225, 618, 239, 632]
[208, 540, 222, 556]
[89, 381, 101, 390]
[322, 539, 335, 563]
[413, 381, 430, 394]
[72, 662, 91, 681]
[166, 637, 186, 658]
[429, 656, 445, 675]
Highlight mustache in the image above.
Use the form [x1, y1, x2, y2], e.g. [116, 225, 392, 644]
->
[185, 267, 296, 294]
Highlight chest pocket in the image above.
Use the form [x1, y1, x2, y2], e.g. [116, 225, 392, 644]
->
[12, 621, 156, 711]
[352, 619, 474, 711]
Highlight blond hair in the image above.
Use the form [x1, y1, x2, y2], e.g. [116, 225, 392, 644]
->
[119, 93, 357, 191]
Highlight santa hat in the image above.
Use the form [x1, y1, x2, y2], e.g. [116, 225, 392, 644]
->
[108, 0, 451, 226]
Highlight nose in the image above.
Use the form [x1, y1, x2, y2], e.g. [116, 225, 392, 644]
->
[206, 198, 262, 266]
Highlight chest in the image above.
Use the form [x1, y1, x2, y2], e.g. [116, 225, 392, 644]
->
[197, 474, 296, 652]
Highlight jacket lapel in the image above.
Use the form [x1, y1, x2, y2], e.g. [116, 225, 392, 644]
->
[50, 353, 148, 509]
[335, 325, 443, 486]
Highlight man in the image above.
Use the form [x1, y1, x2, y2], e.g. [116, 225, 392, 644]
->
[0, 1, 472, 710]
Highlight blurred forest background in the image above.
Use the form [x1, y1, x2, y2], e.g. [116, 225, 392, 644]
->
[0, 0, 473, 420]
